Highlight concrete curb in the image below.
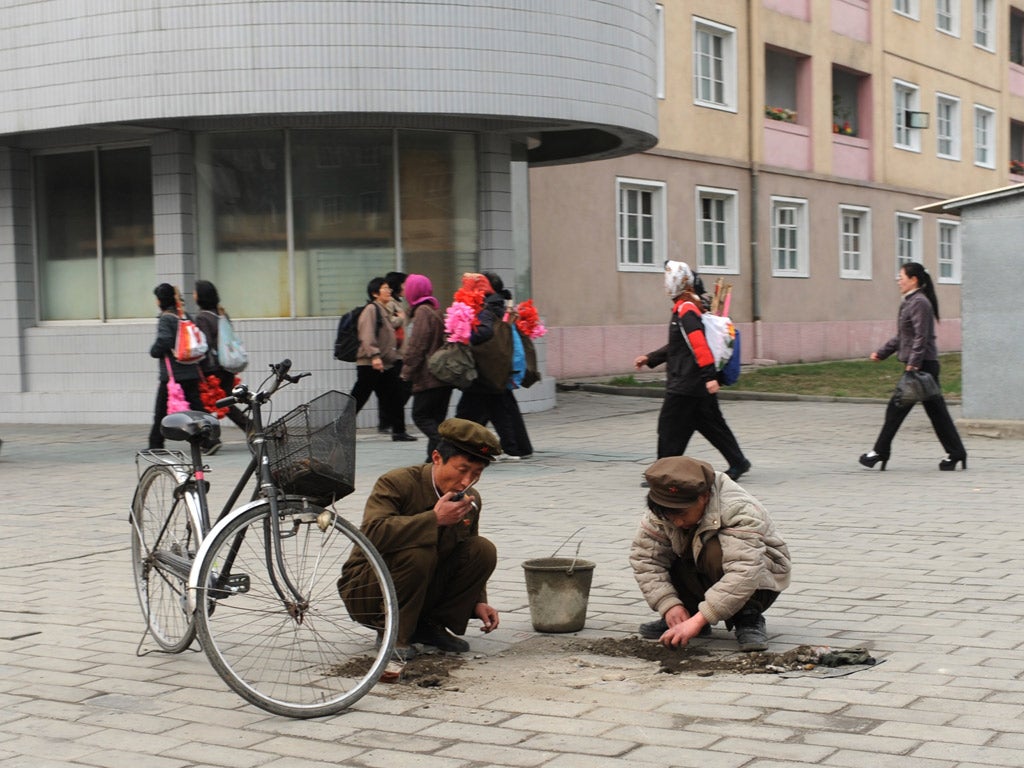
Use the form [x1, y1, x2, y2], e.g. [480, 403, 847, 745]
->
[559, 381, 915, 406]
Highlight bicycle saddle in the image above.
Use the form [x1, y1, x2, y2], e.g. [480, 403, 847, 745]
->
[161, 410, 222, 445]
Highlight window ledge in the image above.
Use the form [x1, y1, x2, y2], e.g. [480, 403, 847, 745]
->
[832, 133, 868, 148]
[764, 119, 809, 136]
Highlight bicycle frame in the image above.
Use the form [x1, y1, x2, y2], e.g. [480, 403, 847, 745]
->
[137, 361, 312, 617]
[189, 389, 310, 617]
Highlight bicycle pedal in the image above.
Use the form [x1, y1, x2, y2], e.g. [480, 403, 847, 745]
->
[210, 573, 250, 596]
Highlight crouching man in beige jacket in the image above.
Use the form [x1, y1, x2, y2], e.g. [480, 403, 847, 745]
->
[629, 456, 792, 652]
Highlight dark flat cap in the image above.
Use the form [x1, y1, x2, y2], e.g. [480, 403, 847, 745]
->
[438, 418, 502, 463]
[644, 456, 715, 509]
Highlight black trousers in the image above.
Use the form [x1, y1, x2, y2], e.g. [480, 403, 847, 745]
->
[456, 390, 523, 456]
[379, 360, 412, 431]
[412, 385, 453, 460]
[657, 392, 746, 468]
[872, 359, 965, 458]
[148, 378, 204, 449]
[350, 365, 407, 434]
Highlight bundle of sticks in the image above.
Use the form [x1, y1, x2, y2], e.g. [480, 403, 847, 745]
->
[709, 277, 732, 316]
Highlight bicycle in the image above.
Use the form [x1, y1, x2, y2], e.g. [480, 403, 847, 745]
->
[129, 359, 399, 718]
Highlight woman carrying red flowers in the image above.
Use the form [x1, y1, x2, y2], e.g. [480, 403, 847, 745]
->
[194, 280, 250, 446]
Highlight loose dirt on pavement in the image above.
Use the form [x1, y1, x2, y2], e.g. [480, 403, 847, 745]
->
[333, 636, 854, 693]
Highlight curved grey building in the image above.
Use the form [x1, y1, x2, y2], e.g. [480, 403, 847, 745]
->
[0, 0, 657, 423]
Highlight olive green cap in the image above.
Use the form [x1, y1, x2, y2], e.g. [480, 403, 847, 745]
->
[437, 418, 502, 463]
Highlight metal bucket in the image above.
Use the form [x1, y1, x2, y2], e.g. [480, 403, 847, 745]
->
[522, 556, 595, 633]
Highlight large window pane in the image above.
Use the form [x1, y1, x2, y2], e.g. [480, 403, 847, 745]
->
[100, 147, 154, 319]
[35, 152, 99, 321]
[196, 132, 287, 317]
[399, 131, 477, 306]
[292, 130, 395, 317]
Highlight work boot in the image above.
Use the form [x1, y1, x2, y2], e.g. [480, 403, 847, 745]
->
[638, 616, 711, 640]
[732, 608, 768, 652]
[410, 621, 470, 653]
[638, 617, 668, 639]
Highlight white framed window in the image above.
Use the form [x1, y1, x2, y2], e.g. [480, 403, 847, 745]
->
[695, 186, 739, 274]
[839, 206, 872, 279]
[937, 220, 962, 283]
[974, 105, 995, 167]
[616, 178, 666, 271]
[693, 17, 737, 112]
[894, 0, 919, 20]
[655, 5, 665, 99]
[894, 80, 921, 151]
[936, 0, 959, 35]
[974, 0, 994, 50]
[895, 213, 921, 273]
[936, 93, 961, 160]
[770, 196, 809, 277]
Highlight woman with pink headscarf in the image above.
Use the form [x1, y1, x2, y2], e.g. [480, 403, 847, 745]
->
[400, 274, 452, 459]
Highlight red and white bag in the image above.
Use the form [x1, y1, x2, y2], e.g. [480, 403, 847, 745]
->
[173, 313, 208, 364]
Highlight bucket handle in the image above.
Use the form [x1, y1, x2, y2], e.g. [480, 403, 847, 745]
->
[551, 526, 584, 575]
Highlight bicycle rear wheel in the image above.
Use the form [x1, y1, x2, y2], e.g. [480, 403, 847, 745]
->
[193, 500, 398, 718]
[130, 464, 198, 653]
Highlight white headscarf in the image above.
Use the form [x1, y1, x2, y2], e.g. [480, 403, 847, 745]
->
[664, 260, 694, 299]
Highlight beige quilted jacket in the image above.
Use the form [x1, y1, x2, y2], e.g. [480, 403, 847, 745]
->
[629, 472, 792, 624]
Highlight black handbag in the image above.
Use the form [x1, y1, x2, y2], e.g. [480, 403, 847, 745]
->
[893, 370, 942, 408]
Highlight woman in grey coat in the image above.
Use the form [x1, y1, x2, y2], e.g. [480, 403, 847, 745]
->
[859, 262, 967, 471]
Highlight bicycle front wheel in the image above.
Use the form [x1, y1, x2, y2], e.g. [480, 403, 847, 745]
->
[130, 464, 198, 653]
[194, 500, 398, 718]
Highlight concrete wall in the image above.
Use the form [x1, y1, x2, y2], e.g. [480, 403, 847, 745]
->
[960, 195, 1024, 421]
[0, 0, 657, 149]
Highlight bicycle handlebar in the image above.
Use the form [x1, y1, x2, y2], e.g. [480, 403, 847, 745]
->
[215, 359, 310, 409]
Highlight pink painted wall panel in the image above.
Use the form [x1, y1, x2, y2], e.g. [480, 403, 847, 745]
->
[763, 121, 811, 171]
[831, 0, 870, 42]
[763, 0, 810, 21]
[1010, 64, 1024, 99]
[832, 135, 872, 181]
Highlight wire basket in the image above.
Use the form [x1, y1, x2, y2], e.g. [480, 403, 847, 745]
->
[265, 390, 357, 504]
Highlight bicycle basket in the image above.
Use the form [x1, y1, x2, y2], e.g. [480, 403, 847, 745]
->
[265, 390, 357, 504]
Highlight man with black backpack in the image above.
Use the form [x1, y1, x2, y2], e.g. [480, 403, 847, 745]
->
[346, 277, 417, 442]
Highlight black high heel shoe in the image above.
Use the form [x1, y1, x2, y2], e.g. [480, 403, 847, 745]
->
[859, 452, 889, 471]
[939, 455, 967, 471]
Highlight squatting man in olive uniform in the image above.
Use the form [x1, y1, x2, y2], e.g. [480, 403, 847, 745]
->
[338, 418, 502, 663]
[630, 456, 792, 652]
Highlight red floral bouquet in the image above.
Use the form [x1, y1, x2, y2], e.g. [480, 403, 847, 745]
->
[199, 374, 229, 419]
[513, 299, 547, 339]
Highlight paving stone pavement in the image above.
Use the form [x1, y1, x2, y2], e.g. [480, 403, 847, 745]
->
[2, 389, 1023, 768]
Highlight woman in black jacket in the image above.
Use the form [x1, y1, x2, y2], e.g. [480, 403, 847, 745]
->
[634, 261, 749, 481]
[859, 262, 966, 471]
[147, 283, 205, 450]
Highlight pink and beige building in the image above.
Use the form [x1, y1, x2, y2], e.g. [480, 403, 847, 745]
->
[530, 0, 1024, 378]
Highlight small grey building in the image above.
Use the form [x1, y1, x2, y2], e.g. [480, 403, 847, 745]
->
[0, 0, 658, 425]
[919, 184, 1024, 432]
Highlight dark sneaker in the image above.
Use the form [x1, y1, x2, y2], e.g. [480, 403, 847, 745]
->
[725, 459, 751, 481]
[392, 433, 418, 442]
[638, 617, 711, 640]
[410, 621, 470, 653]
[204, 440, 223, 456]
[638, 617, 668, 639]
[733, 611, 768, 652]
